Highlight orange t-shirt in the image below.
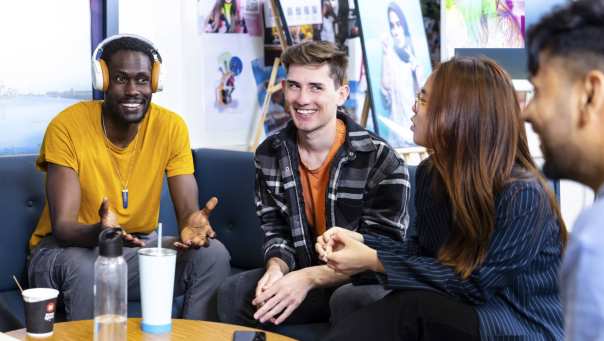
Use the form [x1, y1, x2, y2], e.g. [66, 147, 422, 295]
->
[299, 119, 347, 236]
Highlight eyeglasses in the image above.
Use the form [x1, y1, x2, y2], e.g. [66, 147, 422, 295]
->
[413, 91, 427, 111]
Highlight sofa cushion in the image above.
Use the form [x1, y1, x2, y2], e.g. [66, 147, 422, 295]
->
[0, 155, 44, 291]
[192, 149, 264, 270]
[0, 291, 25, 329]
[158, 176, 179, 237]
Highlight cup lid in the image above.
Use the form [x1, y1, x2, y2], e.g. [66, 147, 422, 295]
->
[22, 288, 59, 301]
[138, 247, 176, 257]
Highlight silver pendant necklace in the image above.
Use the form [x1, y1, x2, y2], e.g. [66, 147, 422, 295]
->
[101, 115, 140, 209]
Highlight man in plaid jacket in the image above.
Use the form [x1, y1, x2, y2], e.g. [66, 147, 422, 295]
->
[218, 41, 410, 328]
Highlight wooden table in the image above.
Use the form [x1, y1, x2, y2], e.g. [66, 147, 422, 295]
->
[6, 318, 296, 340]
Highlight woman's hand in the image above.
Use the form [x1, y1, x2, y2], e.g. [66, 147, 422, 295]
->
[316, 227, 363, 262]
[318, 231, 383, 276]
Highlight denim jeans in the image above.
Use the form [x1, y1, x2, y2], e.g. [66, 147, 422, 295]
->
[28, 232, 231, 321]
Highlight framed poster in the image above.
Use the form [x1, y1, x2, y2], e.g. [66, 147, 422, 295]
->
[356, 0, 432, 147]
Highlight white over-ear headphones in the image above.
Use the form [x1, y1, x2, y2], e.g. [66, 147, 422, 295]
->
[91, 34, 165, 92]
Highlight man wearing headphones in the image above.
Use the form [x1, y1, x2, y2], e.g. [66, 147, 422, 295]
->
[27, 35, 231, 321]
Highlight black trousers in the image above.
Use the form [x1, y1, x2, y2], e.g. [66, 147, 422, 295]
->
[325, 290, 480, 341]
[217, 268, 390, 328]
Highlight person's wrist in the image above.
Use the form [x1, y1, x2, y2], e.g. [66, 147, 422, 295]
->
[267, 263, 283, 275]
[299, 268, 317, 288]
[367, 248, 380, 272]
[267, 257, 288, 274]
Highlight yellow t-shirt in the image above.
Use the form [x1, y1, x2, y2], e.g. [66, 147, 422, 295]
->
[30, 101, 194, 249]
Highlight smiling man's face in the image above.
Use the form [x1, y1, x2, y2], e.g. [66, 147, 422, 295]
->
[283, 63, 348, 135]
[103, 50, 152, 125]
[523, 54, 584, 180]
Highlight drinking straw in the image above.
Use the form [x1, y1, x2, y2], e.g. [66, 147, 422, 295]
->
[157, 222, 162, 249]
[12, 275, 23, 293]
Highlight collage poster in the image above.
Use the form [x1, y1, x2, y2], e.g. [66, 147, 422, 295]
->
[441, 0, 526, 60]
[202, 34, 262, 146]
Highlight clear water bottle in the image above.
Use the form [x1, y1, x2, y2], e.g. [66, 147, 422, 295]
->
[94, 228, 127, 341]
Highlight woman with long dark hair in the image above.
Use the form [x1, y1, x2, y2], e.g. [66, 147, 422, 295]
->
[317, 57, 567, 340]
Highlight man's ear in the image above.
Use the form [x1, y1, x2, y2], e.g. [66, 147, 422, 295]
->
[336, 83, 350, 107]
[580, 70, 604, 128]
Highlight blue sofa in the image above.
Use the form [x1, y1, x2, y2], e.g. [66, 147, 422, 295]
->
[0, 148, 417, 340]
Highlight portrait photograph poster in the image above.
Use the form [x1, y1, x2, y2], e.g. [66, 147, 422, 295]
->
[0, 0, 92, 155]
[201, 34, 263, 146]
[441, 0, 525, 60]
[356, 0, 431, 148]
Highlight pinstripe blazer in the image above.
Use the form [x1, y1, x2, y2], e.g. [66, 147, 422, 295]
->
[364, 159, 564, 339]
[254, 113, 411, 271]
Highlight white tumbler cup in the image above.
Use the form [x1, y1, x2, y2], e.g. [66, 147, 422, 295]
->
[138, 248, 176, 333]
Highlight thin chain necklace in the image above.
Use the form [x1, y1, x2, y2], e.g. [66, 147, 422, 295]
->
[101, 115, 141, 209]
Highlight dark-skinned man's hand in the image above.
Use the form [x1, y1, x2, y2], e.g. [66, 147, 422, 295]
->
[174, 197, 218, 249]
[98, 197, 144, 247]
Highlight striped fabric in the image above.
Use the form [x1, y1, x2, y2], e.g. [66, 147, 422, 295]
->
[363, 159, 564, 339]
[254, 113, 410, 271]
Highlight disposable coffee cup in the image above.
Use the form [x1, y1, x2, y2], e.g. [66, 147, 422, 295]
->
[22, 288, 59, 338]
[138, 247, 176, 334]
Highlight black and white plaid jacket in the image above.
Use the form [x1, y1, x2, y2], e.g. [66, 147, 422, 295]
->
[254, 113, 411, 271]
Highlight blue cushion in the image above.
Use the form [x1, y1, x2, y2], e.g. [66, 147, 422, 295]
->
[0, 155, 44, 292]
[192, 149, 264, 270]
[158, 177, 179, 237]
[0, 290, 26, 328]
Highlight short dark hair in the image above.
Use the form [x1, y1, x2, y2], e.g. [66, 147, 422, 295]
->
[527, 0, 604, 77]
[100, 36, 160, 67]
[281, 40, 348, 87]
